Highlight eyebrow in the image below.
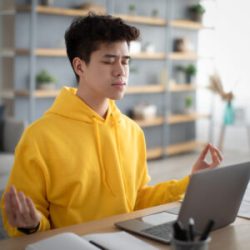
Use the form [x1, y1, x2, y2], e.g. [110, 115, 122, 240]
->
[103, 54, 131, 60]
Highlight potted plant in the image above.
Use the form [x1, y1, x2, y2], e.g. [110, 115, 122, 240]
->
[36, 70, 56, 90]
[175, 65, 185, 83]
[184, 64, 197, 84]
[184, 96, 193, 114]
[188, 4, 205, 22]
[128, 4, 136, 15]
[151, 9, 159, 17]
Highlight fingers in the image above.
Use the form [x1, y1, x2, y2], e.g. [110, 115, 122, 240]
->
[4, 187, 17, 227]
[26, 197, 40, 222]
[4, 185, 40, 228]
[209, 145, 223, 168]
[198, 143, 210, 160]
[212, 146, 223, 162]
[17, 192, 32, 226]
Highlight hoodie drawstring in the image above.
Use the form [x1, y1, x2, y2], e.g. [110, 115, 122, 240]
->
[93, 116, 116, 197]
[113, 116, 133, 211]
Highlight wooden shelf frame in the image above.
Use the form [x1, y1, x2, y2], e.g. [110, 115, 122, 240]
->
[14, 89, 59, 98]
[169, 19, 209, 30]
[115, 14, 166, 26]
[126, 85, 165, 94]
[135, 117, 164, 128]
[17, 5, 167, 26]
[147, 147, 164, 160]
[15, 48, 166, 60]
[167, 113, 210, 124]
[17, 5, 214, 30]
[131, 52, 166, 60]
[168, 52, 198, 61]
[0, 49, 15, 57]
[17, 5, 90, 17]
[10, 85, 165, 98]
[0, 90, 14, 99]
[168, 84, 197, 92]
[165, 140, 206, 156]
[15, 48, 66, 57]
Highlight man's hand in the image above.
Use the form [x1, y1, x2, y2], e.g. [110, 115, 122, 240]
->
[191, 144, 223, 175]
[4, 185, 41, 229]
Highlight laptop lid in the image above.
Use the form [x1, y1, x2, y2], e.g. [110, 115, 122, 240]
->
[115, 162, 250, 243]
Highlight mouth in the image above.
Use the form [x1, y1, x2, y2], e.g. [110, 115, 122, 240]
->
[111, 82, 127, 87]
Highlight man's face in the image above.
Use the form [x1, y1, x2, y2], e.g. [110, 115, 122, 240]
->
[80, 41, 130, 102]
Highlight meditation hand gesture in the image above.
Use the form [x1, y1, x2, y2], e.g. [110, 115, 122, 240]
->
[4, 186, 41, 230]
[191, 144, 223, 175]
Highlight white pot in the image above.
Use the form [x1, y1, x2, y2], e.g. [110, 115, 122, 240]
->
[37, 82, 56, 90]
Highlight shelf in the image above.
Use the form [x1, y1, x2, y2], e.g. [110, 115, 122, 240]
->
[131, 52, 166, 60]
[116, 14, 166, 26]
[168, 52, 198, 61]
[0, 90, 14, 99]
[0, 49, 15, 57]
[0, 9, 16, 15]
[14, 89, 59, 98]
[15, 49, 166, 60]
[15, 48, 66, 57]
[169, 20, 204, 30]
[167, 113, 210, 124]
[168, 84, 197, 92]
[126, 85, 165, 94]
[134, 117, 164, 127]
[3, 85, 165, 99]
[147, 147, 164, 160]
[165, 140, 205, 155]
[17, 5, 166, 25]
[17, 5, 90, 17]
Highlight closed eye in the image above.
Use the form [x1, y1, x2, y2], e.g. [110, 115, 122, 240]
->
[122, 59, 130, 65]
[102, 60, 114, 65]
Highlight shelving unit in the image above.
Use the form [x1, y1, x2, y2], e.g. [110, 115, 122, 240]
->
[147, 147, 164, 160]
[168, 83, 198, 92]
[167, 113, 210, 124]
[0, 0, 212, 159]
[135, 117, 165, 128]
[165, 140, 205, 155]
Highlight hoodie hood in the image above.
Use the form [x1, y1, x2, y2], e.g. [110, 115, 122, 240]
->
[46, 87, 121, 124]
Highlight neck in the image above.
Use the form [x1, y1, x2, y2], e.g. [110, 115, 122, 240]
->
[76, 86, 109, 118]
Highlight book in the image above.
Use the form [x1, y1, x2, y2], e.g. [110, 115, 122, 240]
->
[25, 231, 159, 250]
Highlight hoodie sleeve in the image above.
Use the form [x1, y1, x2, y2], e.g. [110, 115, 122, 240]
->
[134, 176, 189, 210]
[1, 130, 51, 237]
[134, 130, 190, 210]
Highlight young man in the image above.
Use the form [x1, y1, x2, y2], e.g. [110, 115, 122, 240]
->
[1, 14, 222, 237]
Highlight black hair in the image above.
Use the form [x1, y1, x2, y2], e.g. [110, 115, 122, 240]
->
[64, 13, 140, 82]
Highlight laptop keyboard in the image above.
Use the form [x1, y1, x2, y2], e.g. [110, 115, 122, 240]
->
[141, 222, 174, 240]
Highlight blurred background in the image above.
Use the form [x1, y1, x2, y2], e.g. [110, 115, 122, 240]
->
[0, 0, 250, 205]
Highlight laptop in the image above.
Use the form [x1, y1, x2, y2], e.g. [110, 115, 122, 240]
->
[115, 162, 250, 244]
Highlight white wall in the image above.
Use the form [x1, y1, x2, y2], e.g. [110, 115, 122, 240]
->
[197, 0, 250, 152]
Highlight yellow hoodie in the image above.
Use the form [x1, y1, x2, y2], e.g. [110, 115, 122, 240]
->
[1, 87, 189, 237]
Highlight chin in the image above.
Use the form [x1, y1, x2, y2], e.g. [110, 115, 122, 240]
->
[110, 93, 125, 100]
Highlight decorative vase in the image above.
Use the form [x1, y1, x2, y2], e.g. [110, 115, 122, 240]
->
[224, 101, 234, 125]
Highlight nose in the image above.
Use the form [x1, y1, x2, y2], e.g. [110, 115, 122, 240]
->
[113, 61, 126, 77]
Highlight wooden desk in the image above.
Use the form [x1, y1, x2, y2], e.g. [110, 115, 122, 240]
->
[0, 202, 250, 250]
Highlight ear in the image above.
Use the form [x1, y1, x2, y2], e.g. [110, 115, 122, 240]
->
[72, 57, 86, 78]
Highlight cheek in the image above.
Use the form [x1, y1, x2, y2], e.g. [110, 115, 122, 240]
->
[95, 66, 111, 77]
[125, 66, 129, 76]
